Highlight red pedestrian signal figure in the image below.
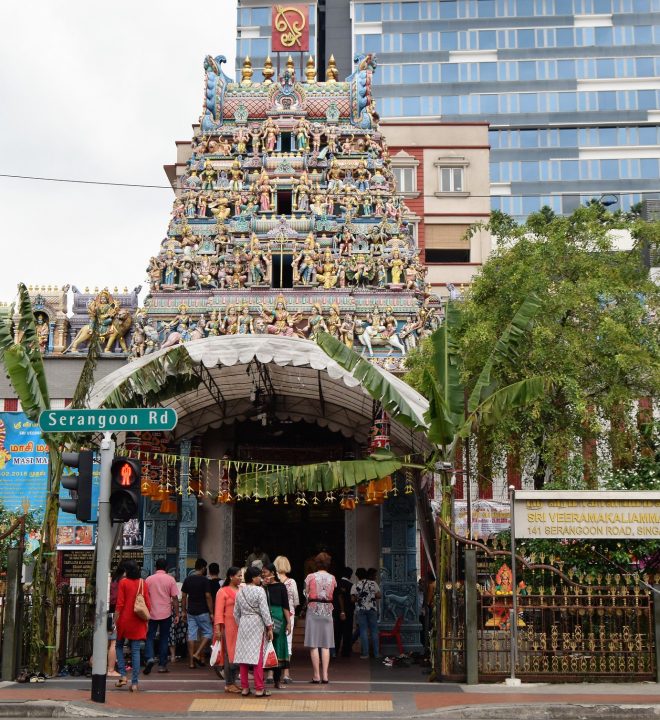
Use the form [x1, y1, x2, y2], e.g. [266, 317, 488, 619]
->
[110, 458, 141, 522]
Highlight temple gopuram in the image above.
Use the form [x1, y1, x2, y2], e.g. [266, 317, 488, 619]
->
[134, 52, 438, 371]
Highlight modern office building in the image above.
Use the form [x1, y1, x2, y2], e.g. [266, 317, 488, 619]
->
[349, 0, 660, 220]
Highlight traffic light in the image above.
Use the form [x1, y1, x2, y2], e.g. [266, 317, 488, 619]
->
[59, 450, 94, 522]
[110, 458, 141, 522]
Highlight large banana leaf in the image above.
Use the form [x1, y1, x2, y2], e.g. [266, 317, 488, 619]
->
[0, 305, 14, 361]
[236, 447, 405, 497]
[467, 294, 541, 414]
[423, 369, 459, 448]
[459, 376, 546, 438]
[430, 302, 464, 423]
[16, 283, 50, 409]
[102, 345, 199, 408]
[315, 332, 427, 432]
[2, 344, 49, 420]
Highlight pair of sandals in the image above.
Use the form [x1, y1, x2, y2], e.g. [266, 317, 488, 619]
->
[309, 678, 329, 684]
[115, 677, 138, 692]
[241, 689, 271, 698]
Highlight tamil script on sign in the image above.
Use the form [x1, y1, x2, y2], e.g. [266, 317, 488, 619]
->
[513, 490, 660, 539]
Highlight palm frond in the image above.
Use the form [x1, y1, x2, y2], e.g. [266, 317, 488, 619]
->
[467, 294, 542, 413]
[16, 283, 50, 408]
[2, 345, 49, 421]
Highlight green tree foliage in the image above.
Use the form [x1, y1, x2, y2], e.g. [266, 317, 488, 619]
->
[456, 205, 660, 486]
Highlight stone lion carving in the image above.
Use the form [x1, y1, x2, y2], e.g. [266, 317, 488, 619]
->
[104, 308, 133, 353]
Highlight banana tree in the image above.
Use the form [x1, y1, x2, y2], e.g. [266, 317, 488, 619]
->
[0, 284, 100, 675]
[317, 294, 546, 676]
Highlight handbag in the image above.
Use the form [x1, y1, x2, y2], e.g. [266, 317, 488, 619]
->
[134, 579, 150, 621]
[262, 640, 278, 669]
[209, 638, 223, 667]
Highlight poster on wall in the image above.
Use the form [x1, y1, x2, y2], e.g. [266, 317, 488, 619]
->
[0, 412, 143, 549]
[453, 499, 510, 540]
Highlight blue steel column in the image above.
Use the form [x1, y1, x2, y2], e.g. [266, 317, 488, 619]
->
[177, 440, 197, 581]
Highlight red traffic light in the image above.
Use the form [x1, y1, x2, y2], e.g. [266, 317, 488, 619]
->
[119, 462, 133, 487]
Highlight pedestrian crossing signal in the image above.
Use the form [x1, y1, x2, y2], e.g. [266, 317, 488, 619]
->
[110, 458, 141, 522]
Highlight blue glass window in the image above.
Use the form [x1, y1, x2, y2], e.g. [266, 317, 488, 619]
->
[441, 32, 458, 50]
[402, 2, 419, 20]
[598, 91, 616, 110]
[479, 0, 496, 16]
[601, 160, 618, 179]
[251, 38, 268, 56]
[561, 160, 579, 181]
[517, 0, 534, 14]
[251, 7, 269, 25]
[555, 0, 572, 11]
[639, 126, 657, 144]
[402, 33, 420, 52]
[440, 1, 458, 18]
[595, 27, 613, 45]
[600, 128, 617, 145]
[635, 26, 653, 44]
[238, 8, 250, 25]
[518, 29, 534, 48]
[636, 57, 654, 76]
[481, 63, 497, 82]
[403, 96, 421, 115]
[520, 130, 538, 148]
[520, 94, 538, 112]
[479, 30, 496, 49]
[638, 90, 657, 109]
[403, 64, 420, 83]
[641, 159, 658, 178]
[482, 95, 498, 113]
[364, 34, 382, 52]
[559, 128, 577, 147]
[556, 28, 573, 47]
[441, 64, 458, 82]
[596, 59, 615, 78]
[557, 60, 575, 79]
[442, 96, 459, 114]
[594, 0, 612, 10]
[558, 93, 577, 112]
[519, 61, 535, 81]
[522, 162, 539, 182]
[364, 3, 382, 21]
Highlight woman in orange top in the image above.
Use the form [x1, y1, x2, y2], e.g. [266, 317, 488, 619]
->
[214, 566, 242, 694]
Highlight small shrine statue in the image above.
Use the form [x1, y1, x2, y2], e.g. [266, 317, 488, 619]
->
[388, 248, 406, 286]
[262, 116, 280, 153]
[340, 312, 356, 349]
[35, 313, 49, 353]
[484, 563, 527, 629]
[316, 249, 338, 289]
[301, 303, 327, 341]
[326, 303, 342, 338]
[229, 159, 244, 192]
[260, 295, 301, 336]
[207, 309, 224, 336]
[65, 289, 120, 353]
[237, 304, 253, 334]
[294, 117, 310, 151]
[257, 170, 273, 212]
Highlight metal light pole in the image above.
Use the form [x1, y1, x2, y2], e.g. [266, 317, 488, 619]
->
[506, 485, 521, 686]
[90, 433, 115, 703]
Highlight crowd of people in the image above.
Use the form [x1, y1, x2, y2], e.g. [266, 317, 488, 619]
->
[108, 551, 384, 695]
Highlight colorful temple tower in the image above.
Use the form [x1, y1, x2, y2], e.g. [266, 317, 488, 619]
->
[137, 52, 438, 370]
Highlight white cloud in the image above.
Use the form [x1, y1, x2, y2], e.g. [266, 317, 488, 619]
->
[0, 0, 237, 303]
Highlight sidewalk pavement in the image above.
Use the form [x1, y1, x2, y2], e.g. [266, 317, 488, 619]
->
[0, 656, 657, 718]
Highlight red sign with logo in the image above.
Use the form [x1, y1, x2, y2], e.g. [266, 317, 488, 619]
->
[272, 4, 310, 52]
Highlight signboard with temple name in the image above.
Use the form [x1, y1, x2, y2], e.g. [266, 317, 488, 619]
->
[272, 4, 310, 52]
[513, 490, 660, 539]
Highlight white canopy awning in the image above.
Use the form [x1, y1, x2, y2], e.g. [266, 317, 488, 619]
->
[88, 335, 430, 454]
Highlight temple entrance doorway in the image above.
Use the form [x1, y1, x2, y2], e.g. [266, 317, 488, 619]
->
[233, 500, 345, 583]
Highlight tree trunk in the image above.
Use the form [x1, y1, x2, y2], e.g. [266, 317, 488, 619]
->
[29, 448, 61, 675]
[476, 431, 493, 499]
[609, 402, 635, 471]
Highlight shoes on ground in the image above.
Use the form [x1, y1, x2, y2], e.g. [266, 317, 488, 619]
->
[143, 658, 155, 675]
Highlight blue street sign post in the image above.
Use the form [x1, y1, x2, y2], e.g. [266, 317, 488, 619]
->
[39, 408, 178, 433]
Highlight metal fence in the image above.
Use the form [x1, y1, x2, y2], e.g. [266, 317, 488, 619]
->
[439, 556, 657, 683]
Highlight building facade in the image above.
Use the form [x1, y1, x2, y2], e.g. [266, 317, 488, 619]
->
[352, 0, 660, 220]
[381, 120, 491, 295]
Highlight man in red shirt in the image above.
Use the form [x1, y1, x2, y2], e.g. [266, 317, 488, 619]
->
[144, 558, 179, 674]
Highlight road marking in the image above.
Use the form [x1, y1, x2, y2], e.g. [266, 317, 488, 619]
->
[189, 698, 394, 713]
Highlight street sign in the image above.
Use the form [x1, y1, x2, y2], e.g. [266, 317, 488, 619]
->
[39, 408, 177, 433]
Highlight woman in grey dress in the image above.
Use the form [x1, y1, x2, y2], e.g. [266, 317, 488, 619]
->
[303, 552, 337, 684]
[233, 566, 274, 697]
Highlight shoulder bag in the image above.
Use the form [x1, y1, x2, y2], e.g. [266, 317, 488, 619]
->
[134, 579, 150, 621]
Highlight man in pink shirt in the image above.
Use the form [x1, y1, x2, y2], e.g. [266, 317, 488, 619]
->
[144, 559, 179, 673]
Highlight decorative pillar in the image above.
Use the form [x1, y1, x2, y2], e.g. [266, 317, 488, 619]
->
[178, 440, 197, 581]
[218, 504, 233, 574]
[380, 489, 422, 653]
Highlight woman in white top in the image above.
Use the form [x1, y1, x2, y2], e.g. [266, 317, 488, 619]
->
[274, 555, 299, 683]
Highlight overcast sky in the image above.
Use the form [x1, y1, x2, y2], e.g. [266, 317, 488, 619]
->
[0, 1, 236, 304]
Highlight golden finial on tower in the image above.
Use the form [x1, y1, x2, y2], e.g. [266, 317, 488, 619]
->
[305, 56, 316, 83]
[262, 56, 274, 84]
[241, 56, 253, 86]
[286, 55, 295, 74]
[326, 54, 338, 83]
